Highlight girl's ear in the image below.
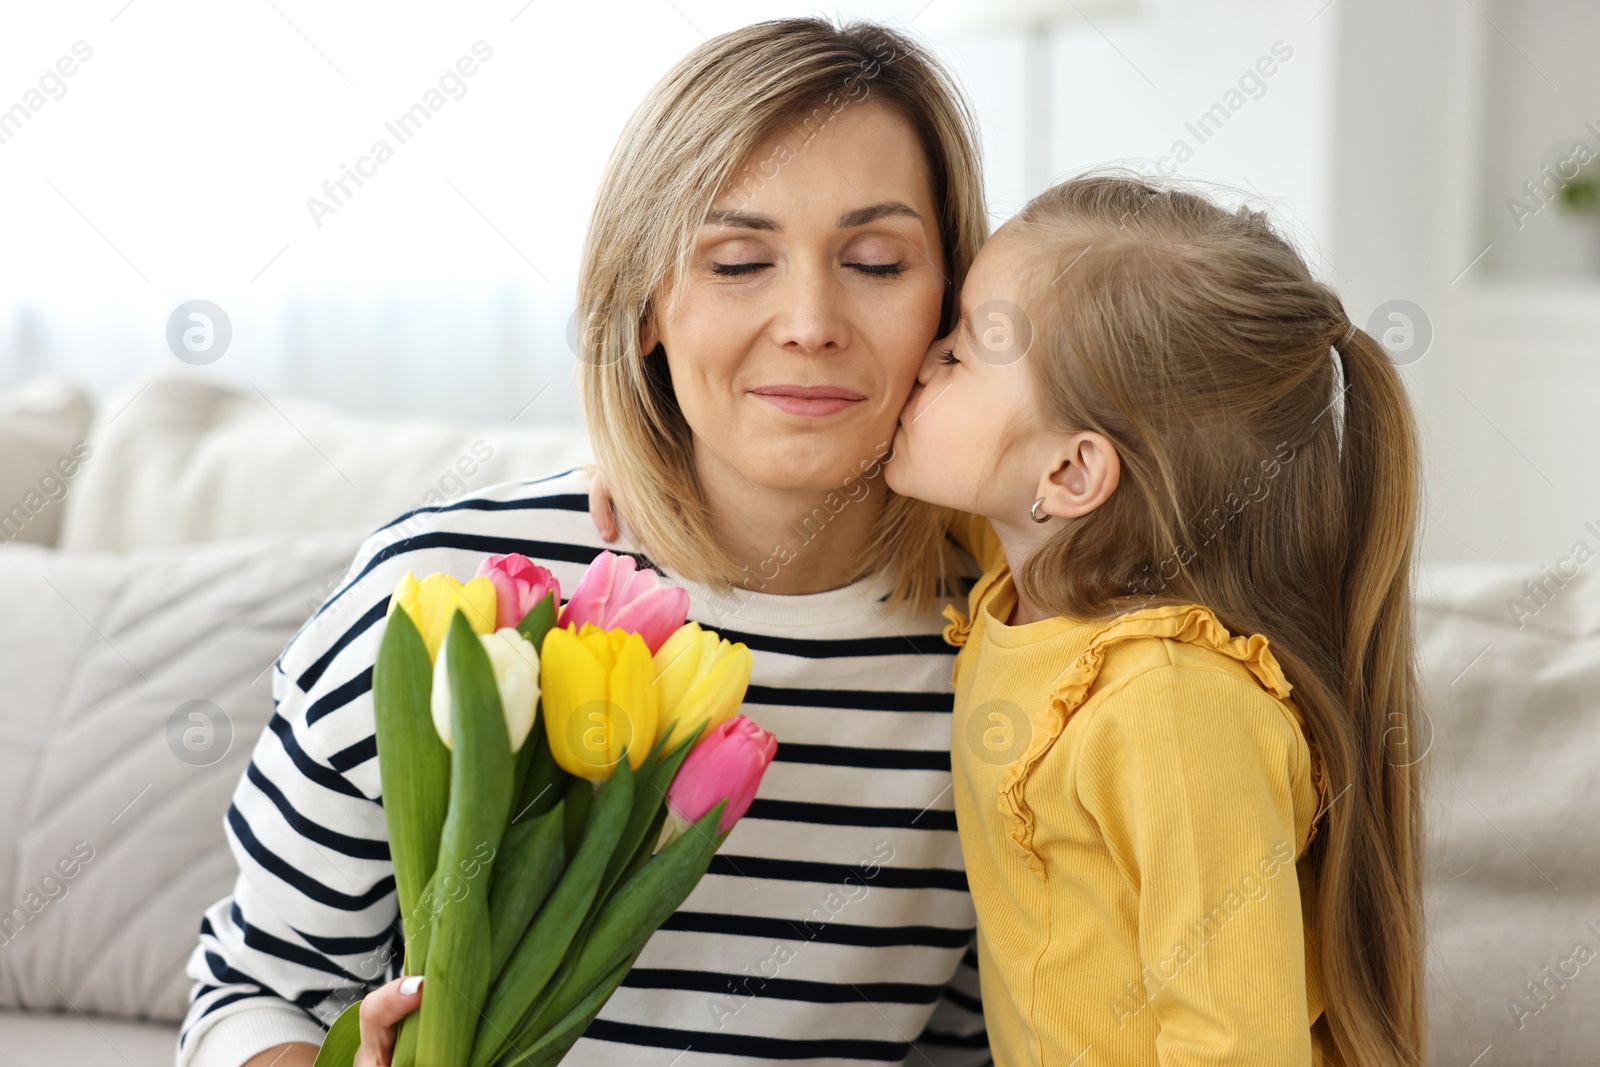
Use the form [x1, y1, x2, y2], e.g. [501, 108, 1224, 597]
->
[639, 314, 660, 356]
[1036, 431, 1120, 520]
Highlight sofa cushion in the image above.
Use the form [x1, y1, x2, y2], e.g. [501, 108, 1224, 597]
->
[0, 527, 368, 1024]
[0, 1008, 178, 1067]
[1416, 559, 1600, 1062]
[59, 371, 594, 552]
[0, 377, 95, 548]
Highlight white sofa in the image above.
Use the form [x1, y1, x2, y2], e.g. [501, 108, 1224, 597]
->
[0, 372, 595, 1065]
[0, 371, 1592, 1065]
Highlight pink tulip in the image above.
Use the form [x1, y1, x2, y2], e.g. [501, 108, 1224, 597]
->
[558, 550, 690, 654]
[475, 553, 561, 631]
[666, 715, 777, 835]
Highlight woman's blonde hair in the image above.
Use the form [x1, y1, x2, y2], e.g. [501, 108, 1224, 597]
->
[1008, 172, 1426, 1066]
[576, 17, 986, 615]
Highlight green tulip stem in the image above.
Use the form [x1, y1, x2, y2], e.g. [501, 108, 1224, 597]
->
[467, 756, 634, 1067]
[511, 802, 727, 1046]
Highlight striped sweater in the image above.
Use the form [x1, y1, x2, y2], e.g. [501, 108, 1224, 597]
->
[179, 466, 990, 1067]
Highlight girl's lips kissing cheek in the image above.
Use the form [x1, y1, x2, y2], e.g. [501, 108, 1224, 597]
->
[750, 384, 866, 417]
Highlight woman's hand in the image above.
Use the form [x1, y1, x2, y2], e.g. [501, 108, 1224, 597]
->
[353, 974, 424, 1067]
[587, 466, 620, 543]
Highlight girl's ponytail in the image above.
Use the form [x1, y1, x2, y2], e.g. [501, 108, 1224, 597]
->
[1316, 324, 1427, 1065]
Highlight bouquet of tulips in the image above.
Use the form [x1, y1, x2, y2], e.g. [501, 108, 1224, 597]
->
[313, 550, 776, 1067]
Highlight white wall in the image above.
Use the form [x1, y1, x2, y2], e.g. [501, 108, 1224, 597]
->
[1328, 0, 1600, 571]
[21, 0, 1581, 575]
[0, 0, 1337, 430]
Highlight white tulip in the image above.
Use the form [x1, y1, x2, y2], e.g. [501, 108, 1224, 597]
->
[431, 626, 541, 752]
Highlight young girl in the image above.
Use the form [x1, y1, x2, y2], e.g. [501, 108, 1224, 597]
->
[885, 174, 1426, 1066]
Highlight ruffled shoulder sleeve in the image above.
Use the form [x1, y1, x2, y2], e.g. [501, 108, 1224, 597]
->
[940, 562, 1012, 687]
[941, 603, 971, 647]
[940, 513, 1009, 654]
[999, 603, 1330, 877]
[939, 558, 1009, 651]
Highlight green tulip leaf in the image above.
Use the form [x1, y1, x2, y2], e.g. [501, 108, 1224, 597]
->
[604, 721, 709, 902]
[515, 591, 558, 648]
[469, 757, 633, 1067]
[373, 608, 450, 955]
[403, 868, 437, 977]
[487, 800, 567, 982]
[391, 1012, 420, 1067]
[509, 718, 540, 814]
[415, 611, 516, 1066]
[560, 774, 594, 858]
[311, 999, 362, 1067]
[516, 801, 726, 1041]
[492, 947, 642, 1067]
[515, 709, 569, 822]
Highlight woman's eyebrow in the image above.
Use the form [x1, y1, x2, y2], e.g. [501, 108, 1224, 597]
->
[838, 201, 923, 227]
[703, 209, 780, 231]
[701, 201, 924, 232]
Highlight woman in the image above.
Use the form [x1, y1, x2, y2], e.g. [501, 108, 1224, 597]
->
[178, 17, 993, 1067]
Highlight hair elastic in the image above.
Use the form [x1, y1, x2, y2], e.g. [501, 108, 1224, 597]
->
[1328, 321, 1355, 456]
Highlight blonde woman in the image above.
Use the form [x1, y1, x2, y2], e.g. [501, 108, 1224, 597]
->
[179, 18, 993, 1067]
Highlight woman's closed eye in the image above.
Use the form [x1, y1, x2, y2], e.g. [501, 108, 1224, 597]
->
[849, 261, 906, 277]
[937, 347, 958, 365]
[711, 261, 771, 277]
[709, 260, 908, 278]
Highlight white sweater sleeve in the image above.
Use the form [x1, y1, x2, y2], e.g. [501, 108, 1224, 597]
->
[177, 530, 406, 1067]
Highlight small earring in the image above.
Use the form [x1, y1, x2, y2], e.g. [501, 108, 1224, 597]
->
[1029, 497, 1051, 523]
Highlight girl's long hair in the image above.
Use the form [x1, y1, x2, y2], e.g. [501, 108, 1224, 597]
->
[1010, 172, 1425, 1066]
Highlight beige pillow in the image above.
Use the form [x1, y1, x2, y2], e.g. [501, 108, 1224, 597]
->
[1417, 560, 1600, 1061]
[0, 377, 94, 547]
[60, 372, 594, 552]
[0, 527, 368, 1022]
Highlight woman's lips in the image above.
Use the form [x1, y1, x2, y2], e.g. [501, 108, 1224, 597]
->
[751, 385, 865, 418]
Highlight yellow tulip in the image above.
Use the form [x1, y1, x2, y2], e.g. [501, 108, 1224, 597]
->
[386, 570, 497, 661]
[541, 623, 659, 779]
[651, 621, 753, 751]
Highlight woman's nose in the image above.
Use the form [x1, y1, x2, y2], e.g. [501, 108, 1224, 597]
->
[774, 266, 848, 354]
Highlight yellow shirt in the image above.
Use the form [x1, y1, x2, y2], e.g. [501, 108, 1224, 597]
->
[943, 516, 1336, 1066]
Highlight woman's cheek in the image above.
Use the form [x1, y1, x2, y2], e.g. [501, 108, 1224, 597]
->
[877, 278, 942, 344]
[904, 396, 941, 457]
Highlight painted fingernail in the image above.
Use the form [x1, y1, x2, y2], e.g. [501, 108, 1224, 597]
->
[400, 976, 423, 997]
